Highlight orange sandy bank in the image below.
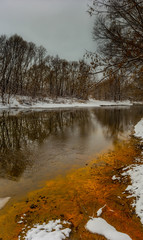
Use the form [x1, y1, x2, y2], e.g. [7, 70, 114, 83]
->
[0, 138, 143, 240]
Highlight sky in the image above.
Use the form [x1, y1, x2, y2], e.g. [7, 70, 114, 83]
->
[0, 0, 95, 61]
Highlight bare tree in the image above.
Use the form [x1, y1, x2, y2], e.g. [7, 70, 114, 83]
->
[87, 0, 143, 100]
[0, 34, 93, 102]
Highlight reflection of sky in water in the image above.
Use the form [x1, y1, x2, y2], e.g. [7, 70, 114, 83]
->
[0, 106, 143, 200]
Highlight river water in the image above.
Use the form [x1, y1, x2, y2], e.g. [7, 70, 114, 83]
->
[0, 106, 143, 201]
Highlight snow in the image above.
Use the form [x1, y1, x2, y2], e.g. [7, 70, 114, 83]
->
[134, 118, 143, 141]
[121, 118, 143, 224]
[0, 96, 133, 110]
[112, 175, 120, 181]
[0, 197, 11, 209]
[122, 164, 143, 224]
[18, 221, 24, 224]
[19, 219, 71, 240]
[85, 217, 132, 240]
[96, 204, 106, 217]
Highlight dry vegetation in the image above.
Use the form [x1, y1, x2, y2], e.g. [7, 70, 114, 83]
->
[0, 138, 143, 239]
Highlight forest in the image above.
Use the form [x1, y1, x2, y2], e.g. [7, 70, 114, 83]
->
[0, 0, 143, 103]
[0, 34, 93, 103]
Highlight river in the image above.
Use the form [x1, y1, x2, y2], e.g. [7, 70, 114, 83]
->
[0, 106, 143, 201]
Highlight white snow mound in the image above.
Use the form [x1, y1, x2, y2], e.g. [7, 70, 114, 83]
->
[21, 219, 71, 240]
[85, 217, 132, 240]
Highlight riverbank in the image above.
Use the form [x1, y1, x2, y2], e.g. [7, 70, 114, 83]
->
[0, 119, 143, 239]
[0, 96, 136, 109]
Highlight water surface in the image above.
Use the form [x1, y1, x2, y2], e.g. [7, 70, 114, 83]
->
[0, 106, 143, 200]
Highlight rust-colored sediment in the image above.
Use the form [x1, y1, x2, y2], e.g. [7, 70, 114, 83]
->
[0, 139, 143, 240]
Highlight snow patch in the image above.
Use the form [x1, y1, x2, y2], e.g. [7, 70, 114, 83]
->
[120, 118, 143, 224]
[18, 221, 23, 224]
[85, 217, 132, 240]
[19, 219, 71, 240]
[96, 205, 106, 217]
[0, 197, 11, 209]
[0, 96, 133, 110]
[134, 118, 143, 141]
[112, 175, 120, 181]
[122, 164, 143, 224]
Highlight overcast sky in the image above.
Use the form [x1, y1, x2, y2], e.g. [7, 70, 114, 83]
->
[0, 0, 95, 61]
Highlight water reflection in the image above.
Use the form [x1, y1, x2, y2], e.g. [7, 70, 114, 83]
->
[93, 106, 143, 142]
[0, 106, 142, 198]
[0, 110, 94, 151]
[0, 110, 94, 181]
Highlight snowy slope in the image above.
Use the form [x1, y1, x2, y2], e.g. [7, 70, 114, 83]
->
[0, 96, 133, 109]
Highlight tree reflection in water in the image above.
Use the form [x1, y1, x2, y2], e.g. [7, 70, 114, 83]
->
[0, 106, 142, 181]
[93, 106, 143, 142]
[0, 110, 92, 180]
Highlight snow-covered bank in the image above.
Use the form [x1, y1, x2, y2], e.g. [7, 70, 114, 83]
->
[134, 119, 143, 141]
[122, 164, 143, 224]
[0, 96, 133, 109]
[121, 118, 143, 224]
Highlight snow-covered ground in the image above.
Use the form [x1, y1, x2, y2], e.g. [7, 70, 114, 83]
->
[19, 208, 132, 240]
[86, 118, 143, 239]
[18, 219, 71, 240]
[134, 119, 143, 141]
[115, 118, 143, 224]
[122, 164, 143, 224]
[0, 96, 133, 109]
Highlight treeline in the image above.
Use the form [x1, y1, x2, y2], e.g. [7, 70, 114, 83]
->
[1, 30, 142, 103]
[0, 34, 92, 103]
[91, 70, 143, 101]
